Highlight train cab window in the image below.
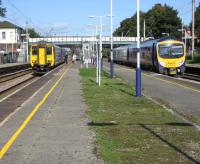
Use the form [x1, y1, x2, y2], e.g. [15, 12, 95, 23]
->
[46, 47, 52, 55]
[32, 46, 38, 55]
[158, 44, 184, 58]
[171, 45, 184, 55]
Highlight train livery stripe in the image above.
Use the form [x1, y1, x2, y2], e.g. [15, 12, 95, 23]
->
[0, 64, 72, 159]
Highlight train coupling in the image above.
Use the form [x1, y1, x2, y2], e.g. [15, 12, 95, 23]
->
[169, 68, 177, 75]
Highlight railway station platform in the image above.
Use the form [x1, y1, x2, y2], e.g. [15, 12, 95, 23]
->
[103, 62, 200, 118]
[185, 64, 200, 75]
[0, 61, 199, 163]
[0, 63, 103, 163]
[186, 64, 200, 68]
[0, 63, 29, 69]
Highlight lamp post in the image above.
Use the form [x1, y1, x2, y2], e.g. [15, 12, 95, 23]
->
[108, 0, 114, 78]
[192, 0, 195, 59]
[88, 24, 99, 84]
[99, 16, 103, 86]
[26, 21, 29, 62]
[136, 0, 141, 97]
[178, 29, 187, 46]
[88, 15, 105, 86]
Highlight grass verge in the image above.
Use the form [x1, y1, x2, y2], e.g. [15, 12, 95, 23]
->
[80, 68, 200, 164]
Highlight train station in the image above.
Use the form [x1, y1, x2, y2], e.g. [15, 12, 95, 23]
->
[0, 0, 200, 163]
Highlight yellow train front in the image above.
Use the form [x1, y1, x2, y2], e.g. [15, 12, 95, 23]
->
[155, 39, 186, 75]
[30, 41, 65, 74]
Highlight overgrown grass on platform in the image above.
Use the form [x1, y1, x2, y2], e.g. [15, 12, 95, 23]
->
[80, 68, 200, 164]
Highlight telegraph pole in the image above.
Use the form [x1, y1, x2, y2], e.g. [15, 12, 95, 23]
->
[192, 0, 195, 59]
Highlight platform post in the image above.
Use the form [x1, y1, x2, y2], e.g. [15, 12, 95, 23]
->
[135, 0, 142, 97]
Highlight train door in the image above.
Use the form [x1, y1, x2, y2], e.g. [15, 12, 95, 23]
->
[38, 48, 46, 65]
[127, 48, 129, 62]
[152, 43, 157, 67]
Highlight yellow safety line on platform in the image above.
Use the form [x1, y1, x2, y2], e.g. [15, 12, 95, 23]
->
[104, 65, 200, 94]
[0, 64, 72, 159]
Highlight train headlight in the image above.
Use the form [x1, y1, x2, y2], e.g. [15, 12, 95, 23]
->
[159, 61, 165, 67]
[179, 60, 184, 66]
[32, 60, 36, 64]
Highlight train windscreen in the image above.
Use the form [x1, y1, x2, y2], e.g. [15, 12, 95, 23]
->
[46, 46, 52, 55]
[158, 44, 184, 58]
[32, 46, 38, 55]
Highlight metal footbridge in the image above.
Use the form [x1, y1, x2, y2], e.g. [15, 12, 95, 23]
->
[29, 36, 138, 45]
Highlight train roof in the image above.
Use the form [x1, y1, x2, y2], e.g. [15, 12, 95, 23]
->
[31, 40, 52, 46]
[114, 43, 136, 50]
[113, 37, 183, 50]
[141, 36, 182, 47]
[31, 40, 61, 49]
[36, 40, 52, 44]
[115, 45, 130, 50]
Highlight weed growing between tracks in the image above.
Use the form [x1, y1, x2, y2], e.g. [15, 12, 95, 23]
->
[80, 68, 200, 163]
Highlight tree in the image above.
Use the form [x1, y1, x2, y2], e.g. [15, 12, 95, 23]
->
[114, 17, 132, 36]
[0, 0, 6, 17]
[145, 4, 181, 38]
[113, 11, 146, 37]
[27, 28, 40, 38]
[114, 3, 182, 39]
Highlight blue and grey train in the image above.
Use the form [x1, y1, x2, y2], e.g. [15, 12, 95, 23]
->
[113, 37, 186, 75]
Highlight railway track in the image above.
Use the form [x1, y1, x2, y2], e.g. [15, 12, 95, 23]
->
[182, 73, 200, 82]
[0, 68, 36, 96]
[0, 63, 30, 76]
[183, 65, 200, 82]
[0, 63, 66, 123]
[0, 68, 32, 83]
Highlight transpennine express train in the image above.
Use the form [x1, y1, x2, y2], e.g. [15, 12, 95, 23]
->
[113, 37, 186, 75]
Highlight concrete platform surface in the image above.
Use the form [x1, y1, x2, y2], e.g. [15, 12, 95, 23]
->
[0, 63, 103, 164]
[0, 63, 29, 69]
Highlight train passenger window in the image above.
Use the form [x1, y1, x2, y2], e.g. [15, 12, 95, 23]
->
[46, 47, 52, 55]
[32, 46, 38, 55]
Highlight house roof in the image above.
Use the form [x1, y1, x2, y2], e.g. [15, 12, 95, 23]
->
[0, 21, 23, 30]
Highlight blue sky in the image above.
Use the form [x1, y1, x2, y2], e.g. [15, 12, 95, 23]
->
[2, 0, 200, 36]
